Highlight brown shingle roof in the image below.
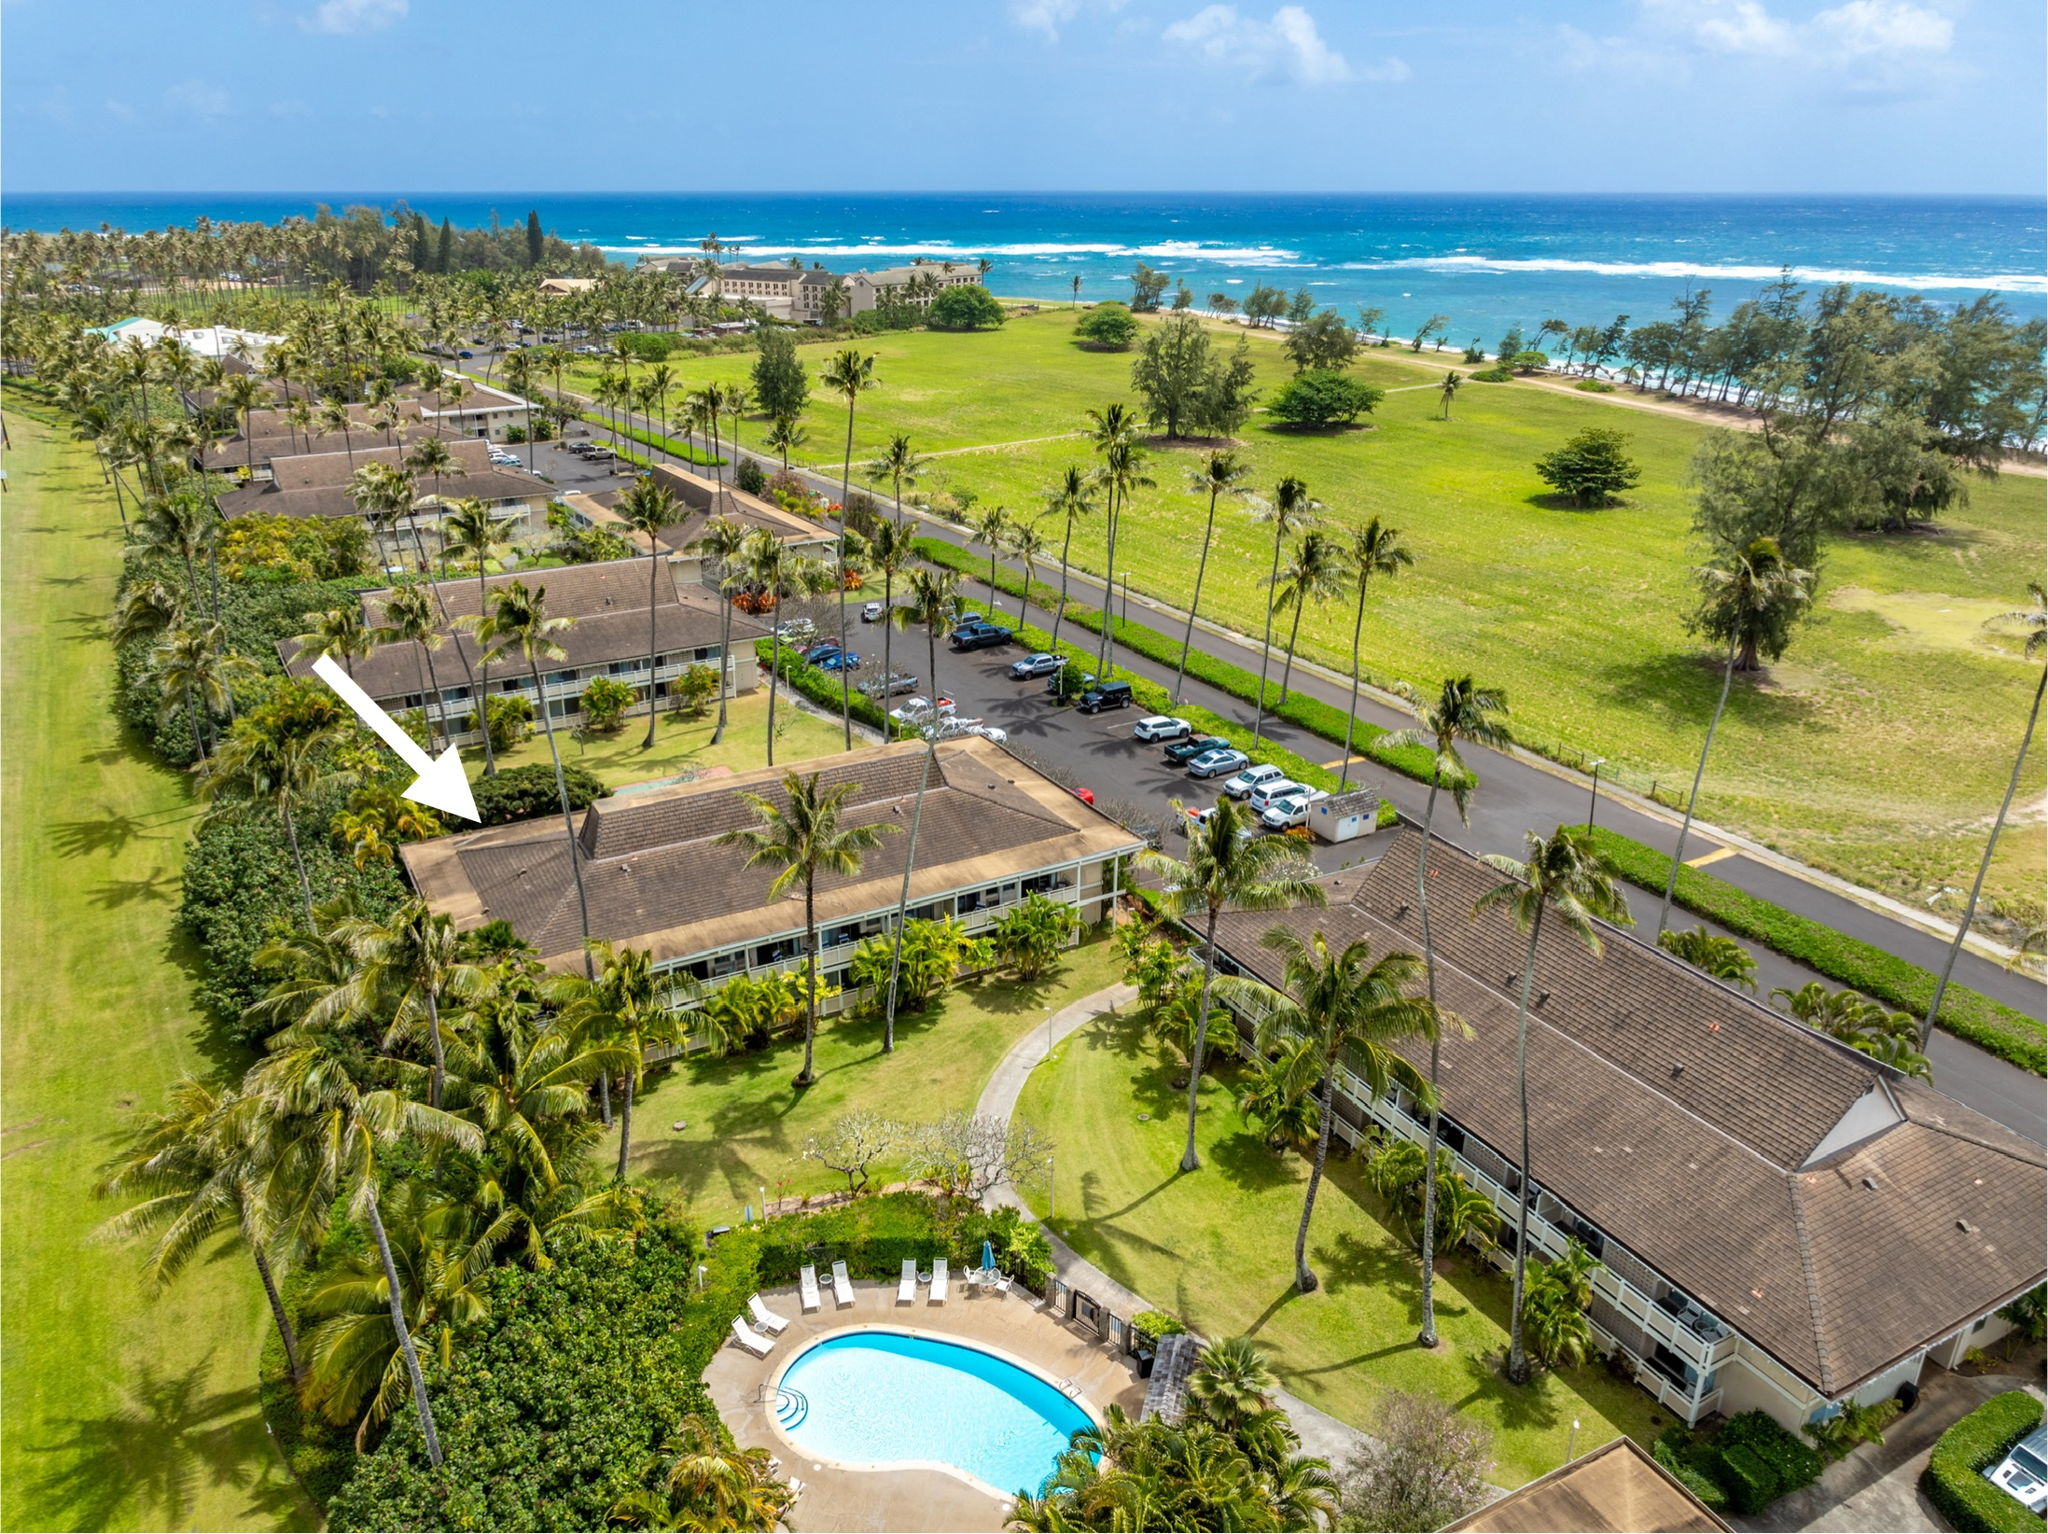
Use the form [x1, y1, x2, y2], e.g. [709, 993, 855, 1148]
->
[399, 737, 1144, 972]
[1210, 833, 2047, 1397]
[1445, 1437, 1729, 1533]
[200, 420, 465, 472]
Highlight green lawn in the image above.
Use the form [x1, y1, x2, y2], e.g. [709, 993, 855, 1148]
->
[0, 390, 312, 1532]
[1013, 1005, 1666, 1489]
[622, 938, 1123, 1217]
[485, 690, 850, 790]
[572, 309, 2046, 911]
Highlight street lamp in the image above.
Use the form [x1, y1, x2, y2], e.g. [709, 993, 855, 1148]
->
[1567, 1418, 1580, 1463]
[1048, 1153, 1056, 1223]
[1585, 759, 1607, 832]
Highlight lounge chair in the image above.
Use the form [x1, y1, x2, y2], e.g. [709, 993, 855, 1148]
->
[730, 1317, 775, 1357]
[930, 1257, 949, 1303]
[787, 1478, 806, 1503]
[799, 1264, 821, 1312]
[990, 1270, 1013, 1296]
[831, 1259, 855, 1307]
[748, 1294, 791, 1334]
[898, 1259, 918, 1303]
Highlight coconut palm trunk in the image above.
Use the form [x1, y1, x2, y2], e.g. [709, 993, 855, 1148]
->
[1252, 528, 1285, 748]
[279, 802, 315, 927]
[365, 1189, 444, 1467]
[1050, 509, 1076, 658]
[642, 537, 661, 749]
[1095, 486, 1120, 680]
[881, 733, 938, 1054]
[765, 628, 782, 767]
[1341, 587, 1368, 791]
[1656, 636, 1739, 937]
[799, 874, 820, 1086]
[1294, 1068, 1337, 1292]
[1506, 906, 1545, 1386]
[1415, 772, 1448, 1345]
[525, 652, 594, 974]
[251, 1246, 302, 1385]
[1181, 904, 1223, 1173]
[1175, 486, 1222, 704]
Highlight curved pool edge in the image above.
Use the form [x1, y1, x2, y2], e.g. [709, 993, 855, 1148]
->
[766, 1323, 1103, 1504]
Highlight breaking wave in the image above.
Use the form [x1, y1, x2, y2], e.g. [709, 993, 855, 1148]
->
[1344, 255, 2048, 295]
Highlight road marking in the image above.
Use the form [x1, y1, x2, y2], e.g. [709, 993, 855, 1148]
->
[1686, 846, 1737, 869]
[1323, 755, 1360, 770]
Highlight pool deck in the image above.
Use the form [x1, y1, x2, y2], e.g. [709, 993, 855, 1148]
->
[704, 1278, 1147, 1533]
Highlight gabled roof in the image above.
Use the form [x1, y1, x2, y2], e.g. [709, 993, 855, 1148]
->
[1210, 833, 2047, 1397]
[1445, 1437, 1729, 1533]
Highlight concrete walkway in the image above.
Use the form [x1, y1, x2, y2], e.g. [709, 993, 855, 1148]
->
[972, 980, 1370, 1471]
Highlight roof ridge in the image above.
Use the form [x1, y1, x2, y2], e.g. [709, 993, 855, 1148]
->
[1785, 1171, 1837, 1393]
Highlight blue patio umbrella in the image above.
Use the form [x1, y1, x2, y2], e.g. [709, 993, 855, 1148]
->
[981, 1239, 996, 1274]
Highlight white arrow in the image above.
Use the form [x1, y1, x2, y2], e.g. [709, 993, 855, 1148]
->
[311, 653, 481, 823]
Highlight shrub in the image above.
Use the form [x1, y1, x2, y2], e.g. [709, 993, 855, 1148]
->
[1720, 1409, 1823, 1499]
[1578, 825, 2044, 1074]
[1132, 1309, 1189, 1345]
[756, 639, 895, 737]
[1509, 349, 1552, 372]
[579, 673, 638, 730]
[735, 456, 767, 495]
[1469, 367, 1515, 382]
[1266, 370, 1384, 428]
[1923, 1390, 2047, 1533]
[464, 691, 533, 752]
[1714, 1444, 1780, 1515]
[579, 412, 723, 466]
[613, 329, 675, 362]
[1074, 302, 1139, 350]
[1575, 378, 1617, 392]
[1534, 427, 1643, 508]
[471, 761, 608, 826]
[1653, 1434, 1729, 1512]
[926, 284, 1005, 330]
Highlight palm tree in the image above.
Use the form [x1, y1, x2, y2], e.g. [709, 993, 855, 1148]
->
[896, 564, 963, 718]
[879, 721, 941, 1056]
[149, 622, 247, 760]
[820, 349, 879, 748]
[1384, 677, 1512, 1347]
[1336, 518, 1415, 790]
[327, 900, 481, 1111]
[317, 400, 358, 468]
[720, 381, 749, 473]
[1270, 527, 1346, 705]
[94, 1081, 316, 1386]
[1249, 477, 1320, 747]
[1237, 929, 1436, 1292]
[715, 772, 894, 1088]
[290, 604, 374, 682]
[1175, 449, 1253, 703]
[967, 503, 1013, 613]
[1186, 1335, 1279, 1432]
[1008, 516, 1050, 627]
[1041, 465, 1097, 659]
[376, 583, 452, 753]
[466, 581, 592, 974]
[404, 436, 465, 578]
[686, 515, 751, 747]
[1472, 826, 1631, 1384]
[1138, 797, 1325, 1172]
[547, 940, 675, 1180]
[872, 432, 926, 523]
[1087, 405, 1151, 678]
[1656, 537, 1812, 936]
[765, 413, 807, 472]
[1438, 370, 1463, 420]
[744, 535, 833, 767]
[348, 459, 412, 566]
[1923, 582, 2047, 1045]
[851, 518, 917, 706]
[615, 480, 682, 749]
[439, 498, 509, 775]
[199, 692, 351, 926]
[610, 1414, 790, 1531]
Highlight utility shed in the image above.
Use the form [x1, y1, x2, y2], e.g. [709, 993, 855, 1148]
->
[1311, 787, 1381, 844]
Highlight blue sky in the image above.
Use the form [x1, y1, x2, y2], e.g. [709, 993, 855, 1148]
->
[3, 0, 2041, 194]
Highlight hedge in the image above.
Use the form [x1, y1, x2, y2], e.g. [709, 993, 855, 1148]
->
[581, 411, 724, 467]
[472, 761, 608, 826]
[913, 536, 1442, 787]
[755, 639, 897, 738]
[1923, 1391, 2048, 1533]
[1575, 824, 2046, 1075]
[1714, 1444, 1780, 1515]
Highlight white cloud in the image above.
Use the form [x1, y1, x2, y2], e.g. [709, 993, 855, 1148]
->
[1811, 0, 1953, 56]
[163, 79, 231, 119]
[103, 98, 137, 122]
[1163, 4, 1394, 87]
[302, 0, 407, 35]
[1642, 0, 1951, 60]
[1010, 0, 1123, 42]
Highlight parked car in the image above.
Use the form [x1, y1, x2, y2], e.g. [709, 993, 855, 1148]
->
[456, 349, 475, 359]
[802, 638, 843, 661]
[1078, 680, 1134, 714]
[858, 672, 919, 698]
[1247, 778, 1307, 815]
[1223, 763, 1288, 800]
[948, 622, 1013, 652]
[1008, 652, 1064, 679]
[955, 611, 988, 628]
[773, 618, 816, 643]
[860, 600, 886, 623]
[1186, 747, 1250, 779]
[1986, 1426, 2048, 1515]
[889, 695, 957, 725]
[966, 724, 1009, 744]
[1259, 788, 1330, 830]
[815, 650, 862, 672]
[1163, 733, 1232, 764]
[1133, 715, 1192, 743]
[1179, 804, 1219, 835]
[1073, 787, 1096, 806]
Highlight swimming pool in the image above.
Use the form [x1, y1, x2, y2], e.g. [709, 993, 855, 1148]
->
[774, 1330, 1092, 1496]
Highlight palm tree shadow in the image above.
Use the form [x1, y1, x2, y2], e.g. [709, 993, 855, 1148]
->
[1207, 1130, 1299, 1193]
[50, 811, 166, 858]
[25, 1355, 306, 1532]
[89, 869, 180, 908]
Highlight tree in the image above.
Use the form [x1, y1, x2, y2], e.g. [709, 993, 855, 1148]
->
[548, 940, 675, 1181]
[1657, 925, 1757, 991]
[1520, 1241, 1602, 1370]
[1922, 583, 2046, 1046]
[746, 535, 834, 765]
[1337, 1392, 1492, 1533]
[1473, 827, 1631, 1384]
[989, 892, 1077, 979]
[1075, 302, 1139, 350]
[1175, 449, 1254, 703]
[198, 682, 352, 927]
[466, 580, 593, 973]
[1231, 928, 1436, 1292]
[1437, 370, 1463, 419]
[1243, 284, 1289, 329]
[1270, 528, 1345, 704]
[1267, 371, 1382, 428]
[1042, 464, 1097, 659]
[686, 515, 750, 746]
[1235, 1037, 1324, 1149]
[1086, 403, 1151, 679]
[1130, 312, 1216, 440]
[615, 478, 680, 748]
[750, 325, 808, 420]
[524, 210, 543, 269]
[609, 1413, 791, 1531]
[1337, 518, 1414, 791]
[870, 432, 926, 522]
[1534, 427, 1643, 508]
[803, 1111, 901, 1196]
[1248, 476, 1320, 748]
[439, 498, 509, 775]
[967, 503, 1014, 613]
[375, 582, 452, 752]
[1008, 515, 1050, 627]
[1129, 262, 1170, 313]
[1412, 314, 1450, 352]
[926, 285, 1003, 330]
[820, 348, 879, 747]
[904, 1111, 1054, 1202]
[579, 675, 637, 731]
[1285, 309, 1358, 374]
[849, 517, 916, 714]
[1138, 797, 1324, 1172]
[150, 621, 248, 760]
[716, 771, 893, 1088]
[895, 564, 962, 725]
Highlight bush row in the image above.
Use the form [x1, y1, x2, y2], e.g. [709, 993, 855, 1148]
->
[1577, 825, 2046, 1075]
[912, 536, 1442, 786]
[1922, 1390, 2048, 1533]
[581, 411, 725, 467]
[755, 638, 898, 739]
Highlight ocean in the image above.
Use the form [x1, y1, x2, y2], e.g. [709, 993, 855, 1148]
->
[5, 191, 2042, 338]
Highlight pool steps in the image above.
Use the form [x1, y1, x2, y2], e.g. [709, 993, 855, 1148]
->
[771, 1386, 810, 1430]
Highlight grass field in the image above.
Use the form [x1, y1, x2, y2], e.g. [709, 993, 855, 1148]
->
[0, 392, 311, 1532]
[1014, 1005, 1665, 1488]
[485, 689, 849, 789]
[623, 938, 1122, 1215]
[565, 309, 2047, 910]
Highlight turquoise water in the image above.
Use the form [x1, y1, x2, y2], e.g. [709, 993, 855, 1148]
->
[777, 1331, 1091, 1496]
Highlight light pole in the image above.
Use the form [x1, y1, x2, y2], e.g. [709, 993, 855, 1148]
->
[1048, 1153, 1055, 1223]
[1585, 759, 1606, 832]
[1566, 1418, 1580, 1463]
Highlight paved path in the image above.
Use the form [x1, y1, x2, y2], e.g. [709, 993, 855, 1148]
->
[972, 980, 1370, 1471]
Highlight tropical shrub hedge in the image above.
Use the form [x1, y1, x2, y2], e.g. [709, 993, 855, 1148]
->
[471, 762, 608, 826]
[1922, 1391, 2048, 1533]
[581, 411, 724, 467]
[1577, 825, 2045, 1074]
[754, 639, 895, 737]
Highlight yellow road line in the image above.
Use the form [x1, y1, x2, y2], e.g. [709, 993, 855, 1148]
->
[1686, 846, 1738, 869]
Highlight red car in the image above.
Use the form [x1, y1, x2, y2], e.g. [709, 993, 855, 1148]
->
[1073, 787, 1096, 806]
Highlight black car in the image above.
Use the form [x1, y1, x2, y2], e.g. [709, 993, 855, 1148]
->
[948, 622, 1013, 652]
[1163, 733, 1233, 764]
[1078, 680, 1134, 714]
